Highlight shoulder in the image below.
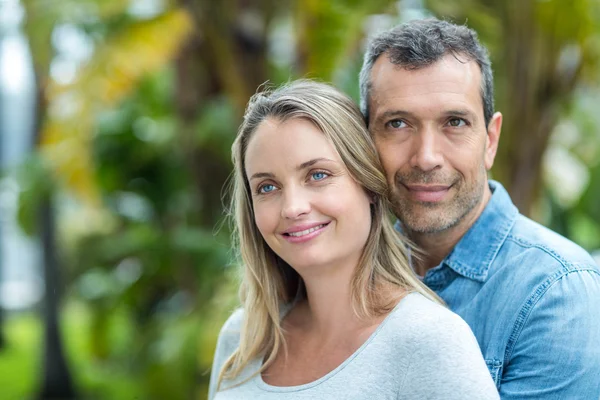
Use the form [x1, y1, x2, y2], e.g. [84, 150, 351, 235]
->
[220, 308, 244, 333]
[391, 294, 499, 399]
[507, 214, 598, 272]
[387, 293, 478, 347]
[214, 308, 244, 358]
[488, 216, 600, 360]
[209, 308, 245, 400]
[492, 214, 600, 304]
[390, 292, 468, 329]
[490, 213, 600, 308]
[411, 293, 476, 337]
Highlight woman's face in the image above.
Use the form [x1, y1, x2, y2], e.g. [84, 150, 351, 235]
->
[244, 117, 372, 277]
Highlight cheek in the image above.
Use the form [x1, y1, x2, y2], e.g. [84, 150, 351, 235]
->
[353, 199, 374, 247]
[253, 202, 278, 238]
[376, 144, 405, 179]
[442, 136, 484, 171]
[334, 189, 372, 230]
[453, 147, 486, 176]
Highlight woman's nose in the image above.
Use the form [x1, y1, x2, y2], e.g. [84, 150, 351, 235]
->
[280, 187, 311, 219]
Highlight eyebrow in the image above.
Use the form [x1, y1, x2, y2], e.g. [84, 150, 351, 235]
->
[249, 158, 335, 181]
[249, 172, 275, 181]
[298, 157, 334, 170]
[373, 109, 475, 125]
[442, 110, 474, 118]
[374, 110, 412, 123]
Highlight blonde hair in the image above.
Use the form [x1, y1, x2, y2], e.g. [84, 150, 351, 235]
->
[219, 80, 441, 389]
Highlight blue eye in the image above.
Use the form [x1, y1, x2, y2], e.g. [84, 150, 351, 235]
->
[259, 184, 276, 194]
[311, 171, 328, 181]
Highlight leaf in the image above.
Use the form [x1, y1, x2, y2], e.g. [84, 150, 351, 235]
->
[22, 0, 134, 80]
[39, 8, 194, 207]
[297, 0, 397, 79]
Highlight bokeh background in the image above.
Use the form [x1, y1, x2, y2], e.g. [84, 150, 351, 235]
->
[0, 0, 599, 399]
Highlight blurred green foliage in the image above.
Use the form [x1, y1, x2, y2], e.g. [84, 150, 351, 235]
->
[1, 0, 599, 399]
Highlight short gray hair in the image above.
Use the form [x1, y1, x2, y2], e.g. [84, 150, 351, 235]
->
[359, 18, 494, 127]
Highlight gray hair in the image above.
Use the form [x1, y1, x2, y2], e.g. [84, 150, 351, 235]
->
[359, 18, 494, 127]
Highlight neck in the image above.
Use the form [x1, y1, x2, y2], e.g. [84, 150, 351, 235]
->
[292, 259, 372, 340]
[302, 267, 359, 336]
[409, 183, 492, 276]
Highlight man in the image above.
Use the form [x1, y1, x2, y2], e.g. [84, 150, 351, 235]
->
[360, 18, 600, 399]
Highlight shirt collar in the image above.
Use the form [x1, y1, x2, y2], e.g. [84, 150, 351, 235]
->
[442, 180, 518, 282]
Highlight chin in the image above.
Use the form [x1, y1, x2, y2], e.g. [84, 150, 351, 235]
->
[401, 211, 457, 234]
[285, 256, 328, 272]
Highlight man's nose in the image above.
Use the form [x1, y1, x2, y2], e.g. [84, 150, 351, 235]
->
[410, 127, 444, 172]
[280, 186, 311, 219]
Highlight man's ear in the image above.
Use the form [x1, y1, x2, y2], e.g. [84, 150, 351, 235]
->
[485, 112, 502, 170]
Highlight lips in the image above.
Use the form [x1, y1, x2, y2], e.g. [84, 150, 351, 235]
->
[286, 224, 328, 237]
[281, 222, 331, 243]
[283, 222, 330, 236]
[402, 183, 451, 202]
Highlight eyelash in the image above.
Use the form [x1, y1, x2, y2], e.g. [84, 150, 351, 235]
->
[256, 183, 277, 195]
[447, 117, 468, 127]
[310, 170, 330, 181]
[386, 119, 407, 129]
[385, 118, 470, 129]
[255, 170, 331, 195]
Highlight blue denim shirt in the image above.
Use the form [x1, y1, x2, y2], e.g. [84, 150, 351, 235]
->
[407, 180, 600, 399]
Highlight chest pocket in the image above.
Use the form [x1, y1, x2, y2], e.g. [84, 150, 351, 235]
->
[485, 359, 503, 389]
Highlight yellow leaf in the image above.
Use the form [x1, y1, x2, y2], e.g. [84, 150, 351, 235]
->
[40, 8, 194, 207]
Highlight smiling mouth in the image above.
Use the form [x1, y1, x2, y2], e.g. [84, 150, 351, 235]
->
[398, 182, 454, 203]
[284, 223, 330, 238]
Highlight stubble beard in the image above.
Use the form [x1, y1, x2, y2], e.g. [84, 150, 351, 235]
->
[390, 168, 486, 235]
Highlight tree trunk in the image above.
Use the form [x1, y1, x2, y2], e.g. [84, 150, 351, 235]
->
[494, 0, 540, 214]
[493, 0, 582, 218]
[31, 74, 77, 399]
[0, 34, 5, 350]
[36, 196, 76, 399]
[176, 0, 271, 227]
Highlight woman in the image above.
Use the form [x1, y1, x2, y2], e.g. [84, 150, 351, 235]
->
[209, 80, 499, 399]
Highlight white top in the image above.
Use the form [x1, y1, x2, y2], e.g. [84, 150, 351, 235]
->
[209, 292, 499, 399]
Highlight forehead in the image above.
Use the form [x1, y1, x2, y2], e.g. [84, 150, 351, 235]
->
[369, 53, 483, 118]
[244, 117, 339, 174]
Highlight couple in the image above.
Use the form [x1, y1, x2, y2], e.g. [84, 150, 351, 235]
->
[209, 19, 600, 399]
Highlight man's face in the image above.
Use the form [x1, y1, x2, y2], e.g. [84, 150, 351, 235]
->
[368, 53, 501, 234]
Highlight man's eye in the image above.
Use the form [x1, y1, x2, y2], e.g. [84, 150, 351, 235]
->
[448, 118, 466, 127]
[388, 120, 406, 129]
[311, 171, 329, 181]
[258, 184, 276, 194]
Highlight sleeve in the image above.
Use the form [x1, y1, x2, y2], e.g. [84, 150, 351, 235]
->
[400, 312, 500, 400]
[208, 309, 244, 400]
[499, 269, 600, 399]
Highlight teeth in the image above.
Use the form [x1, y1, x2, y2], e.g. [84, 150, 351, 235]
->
[288, 224, 326, 237]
